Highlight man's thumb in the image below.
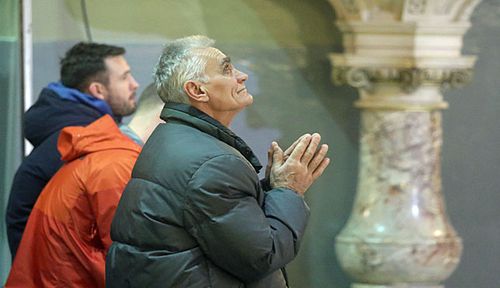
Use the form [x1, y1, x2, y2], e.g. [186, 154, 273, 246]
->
[271, 142, 284, 167]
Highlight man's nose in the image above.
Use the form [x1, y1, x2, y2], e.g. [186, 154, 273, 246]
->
[130, 75, 139, 90]
[235, 69, 248, 83]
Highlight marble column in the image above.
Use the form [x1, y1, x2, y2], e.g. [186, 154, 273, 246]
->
[328, 1, 482, 287]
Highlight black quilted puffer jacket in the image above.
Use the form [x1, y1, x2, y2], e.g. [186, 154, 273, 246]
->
[107, 103, 310, 288]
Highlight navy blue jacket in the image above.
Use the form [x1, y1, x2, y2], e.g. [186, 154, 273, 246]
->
[6, 85, 113, 259]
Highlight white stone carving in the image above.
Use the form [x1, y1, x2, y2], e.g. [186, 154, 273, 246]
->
[329, 0, 481, 22]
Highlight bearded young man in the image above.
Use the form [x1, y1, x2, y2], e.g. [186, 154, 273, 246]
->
[5, 42, 139, 259]
[107, 35, 331, 288]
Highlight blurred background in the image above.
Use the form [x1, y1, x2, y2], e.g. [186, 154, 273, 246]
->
[0, 0, 499, 287]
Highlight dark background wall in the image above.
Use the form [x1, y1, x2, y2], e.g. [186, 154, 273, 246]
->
[0, 0, 23, 281]
[2, 0, 499, 287]
[0, 40, 23, 284]
[442, 1, 500, 286]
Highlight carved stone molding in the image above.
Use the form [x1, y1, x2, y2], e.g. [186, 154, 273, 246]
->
[332, 67, 474, 92]
[328, 0, 480, 89]
[329, 0, 481, 23]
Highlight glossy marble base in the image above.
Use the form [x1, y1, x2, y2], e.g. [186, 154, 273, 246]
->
[352, 284, 443, 288]
[336, 110, 462, 285]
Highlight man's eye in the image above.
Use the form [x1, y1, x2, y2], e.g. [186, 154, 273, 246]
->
[223, 65, 233, 74]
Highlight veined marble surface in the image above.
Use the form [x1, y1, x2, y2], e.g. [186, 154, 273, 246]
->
[336, 110, 462, 285]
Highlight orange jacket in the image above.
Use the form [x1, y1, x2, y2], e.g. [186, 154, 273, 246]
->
[6, 115, 141, 288]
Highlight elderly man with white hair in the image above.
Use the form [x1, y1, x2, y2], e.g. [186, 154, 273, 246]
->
[107, 35, 330, 288]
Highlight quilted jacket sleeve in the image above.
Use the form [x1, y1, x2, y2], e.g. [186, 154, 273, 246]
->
[183, 154, 310, 283]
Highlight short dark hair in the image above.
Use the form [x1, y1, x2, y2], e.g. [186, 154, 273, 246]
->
[60, 42, 126, 92]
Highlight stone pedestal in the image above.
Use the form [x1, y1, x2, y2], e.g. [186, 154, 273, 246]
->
[328, 0, 482, 287]
[353, 285, 443, 288]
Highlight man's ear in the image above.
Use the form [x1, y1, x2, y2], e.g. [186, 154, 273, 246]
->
[87, 82, 106, 100]
[184, 81, 209, 103]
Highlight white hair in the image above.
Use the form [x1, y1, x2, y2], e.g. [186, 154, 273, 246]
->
[153, 35, 215, 104]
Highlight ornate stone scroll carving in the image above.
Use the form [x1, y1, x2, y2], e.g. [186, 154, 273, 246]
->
[332, 67, 474, 92]
[328, 0, 482, 287]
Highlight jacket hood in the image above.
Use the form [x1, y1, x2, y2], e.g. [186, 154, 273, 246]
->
[24, 83, 116, 147]
[58, 115, 141, 162]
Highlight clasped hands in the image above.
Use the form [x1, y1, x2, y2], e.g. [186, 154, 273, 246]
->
[266, 133, 330, 195]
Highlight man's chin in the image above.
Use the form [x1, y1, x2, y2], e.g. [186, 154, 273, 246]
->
[129, 102, 138, 113]
[120, 105, 137, 117]
[239, 95, 253, 108]
[247, 95, 254, 106]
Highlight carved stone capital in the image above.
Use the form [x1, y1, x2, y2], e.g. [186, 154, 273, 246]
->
[332, 66, 474, 92]
[328, 0, 481, 23]
[328, 0, 481, 94]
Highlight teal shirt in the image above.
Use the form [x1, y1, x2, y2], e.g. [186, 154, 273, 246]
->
[119, 124, 144, 146]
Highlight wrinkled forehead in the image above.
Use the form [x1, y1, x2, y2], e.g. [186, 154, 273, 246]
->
[193, 46, 226, 60]
[193, 47, 229, 69]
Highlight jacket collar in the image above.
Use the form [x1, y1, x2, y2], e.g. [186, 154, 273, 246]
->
[161, 102, 262, 173]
